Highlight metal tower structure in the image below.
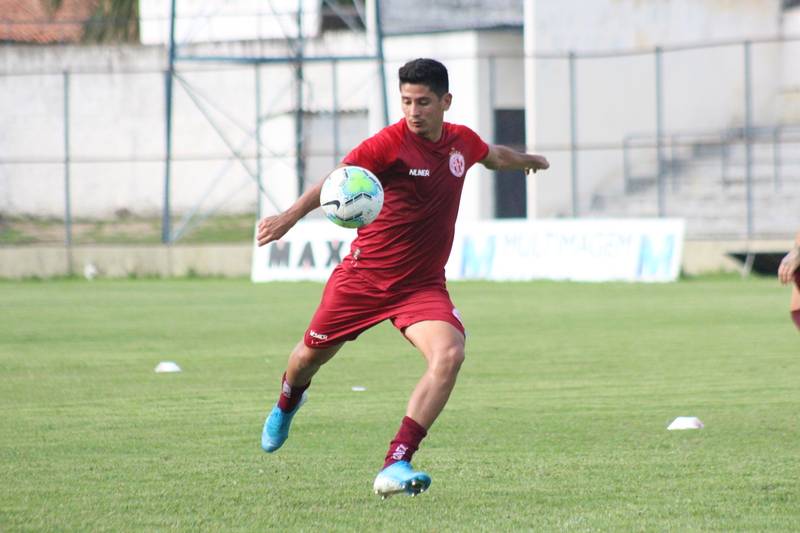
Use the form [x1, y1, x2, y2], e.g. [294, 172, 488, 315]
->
[157, 0, 388, 243]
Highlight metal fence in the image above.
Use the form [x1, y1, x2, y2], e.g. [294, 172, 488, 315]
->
[533, 37, 800, 238]
[1, 35, 799, 246]
[0, 55, 378, 246]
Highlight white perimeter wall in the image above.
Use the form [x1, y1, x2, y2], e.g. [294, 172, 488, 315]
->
[528, 0, 797, 218]
[1, 0, 798, 224]
[0, 36, 381, 221]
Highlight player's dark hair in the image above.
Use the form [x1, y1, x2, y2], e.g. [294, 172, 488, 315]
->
[398, 58, 449, 99]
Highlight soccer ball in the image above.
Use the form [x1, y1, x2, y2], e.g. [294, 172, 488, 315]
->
[319, 166, 384, 228]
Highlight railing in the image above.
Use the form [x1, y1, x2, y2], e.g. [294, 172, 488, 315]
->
[622, 124, 800, 236]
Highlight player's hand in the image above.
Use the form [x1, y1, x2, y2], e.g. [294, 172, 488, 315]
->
[524, 155, 550, 175]
[778, 244, 800, 285]
[256, 214, 294, 247]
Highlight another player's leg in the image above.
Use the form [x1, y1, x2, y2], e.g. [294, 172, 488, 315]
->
[262, 342, 342, 453]
[791, 272, 800, 332]
[374, 320, 465, 498]
[779, 237, 800, 331]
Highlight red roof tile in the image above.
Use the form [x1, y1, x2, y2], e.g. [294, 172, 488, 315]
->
[0, 0, 99, 43]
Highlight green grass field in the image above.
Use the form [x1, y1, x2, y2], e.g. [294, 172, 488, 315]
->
[1, 277, 798, 532]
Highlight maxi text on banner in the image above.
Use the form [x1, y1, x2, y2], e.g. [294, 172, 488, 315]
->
[251, 220, 356, 282]
[252, 218, 685, 283]
[446, 218, 685, 282]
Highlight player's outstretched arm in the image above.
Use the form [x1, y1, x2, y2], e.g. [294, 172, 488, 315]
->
[778, 228, 800, 285]
[256, 164, 346, 247]
[479, 144, 549, 175]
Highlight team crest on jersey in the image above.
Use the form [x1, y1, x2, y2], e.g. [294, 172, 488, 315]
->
[449, 150, 465, 177]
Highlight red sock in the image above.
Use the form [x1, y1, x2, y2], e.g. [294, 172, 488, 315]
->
[276, 372, 310, 413]
[383, 416, 428, 470]
[792, 310, 800, 332]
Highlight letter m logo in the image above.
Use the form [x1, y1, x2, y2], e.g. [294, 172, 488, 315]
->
[269, 241, 291, 267]
[637, 234, 675, 281]
[460, 235, 495, 278]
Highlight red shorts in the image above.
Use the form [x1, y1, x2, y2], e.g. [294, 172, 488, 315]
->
[303, 265, 465, 348]
[795, 269, 800, 290]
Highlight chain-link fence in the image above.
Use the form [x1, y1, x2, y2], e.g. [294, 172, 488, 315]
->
[533, 37, 800, 238]
[1, 35, 799, 245]
[0, 51, 379, 245]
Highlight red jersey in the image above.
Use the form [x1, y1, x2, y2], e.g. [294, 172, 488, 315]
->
[341, 118, 489, 291]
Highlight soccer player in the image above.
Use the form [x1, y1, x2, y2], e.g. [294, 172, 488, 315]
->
[778, 227, 800, 332]
[256, 58, 549, 498]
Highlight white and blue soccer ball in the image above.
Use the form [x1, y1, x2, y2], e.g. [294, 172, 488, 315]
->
[320, 166, 384, 228]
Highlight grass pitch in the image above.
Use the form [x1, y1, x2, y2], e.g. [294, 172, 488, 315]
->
[1, 276, 798, 532]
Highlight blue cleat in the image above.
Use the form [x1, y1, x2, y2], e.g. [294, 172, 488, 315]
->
[373, 461, 431, 499]
[261, 391, 307, 453]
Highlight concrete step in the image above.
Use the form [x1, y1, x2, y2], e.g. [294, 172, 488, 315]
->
[623, 177, 799, 199]
[590, 187, 799, 237]
[599, 128, 800, 237]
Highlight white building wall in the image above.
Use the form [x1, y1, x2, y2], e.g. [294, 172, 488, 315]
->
[779, 8, 800, 122]
[383, 30, 524, 221]
[1, 0, 798, 226]
[528, 0, 795, 218]
[533, 0, 781, 53]
[0, 40, 381, 222]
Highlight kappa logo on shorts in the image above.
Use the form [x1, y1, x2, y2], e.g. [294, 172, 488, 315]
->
[449, 150, 465, 177]
[309, 330, 328, 341]
[452, 308, 463, 325]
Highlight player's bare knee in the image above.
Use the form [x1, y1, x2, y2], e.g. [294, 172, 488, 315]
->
[431, 345, 465, 377]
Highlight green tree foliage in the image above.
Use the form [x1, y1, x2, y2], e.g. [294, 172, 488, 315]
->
[42, 0, 65, 15]
[82, 0, 139, 44]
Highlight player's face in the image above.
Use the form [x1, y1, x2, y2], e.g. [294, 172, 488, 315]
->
[400, 83, 452, 143]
